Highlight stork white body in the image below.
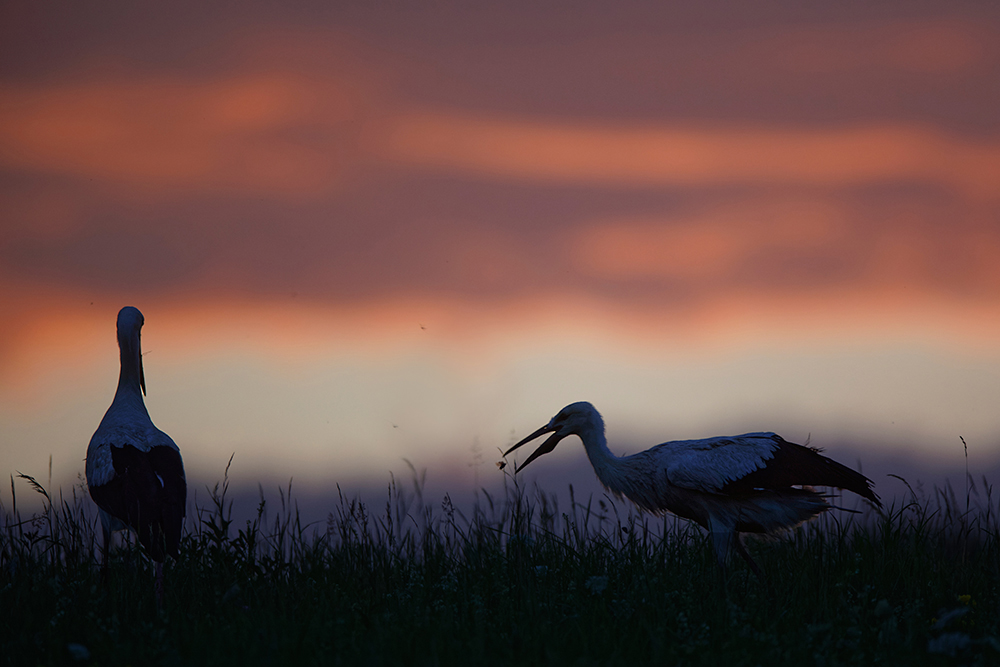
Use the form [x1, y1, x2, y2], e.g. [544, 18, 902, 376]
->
[504, 402, 881, 575]
[85, 307, 186, 602]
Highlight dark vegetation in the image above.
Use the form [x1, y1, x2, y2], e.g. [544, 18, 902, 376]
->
[1, 458, 998, 666]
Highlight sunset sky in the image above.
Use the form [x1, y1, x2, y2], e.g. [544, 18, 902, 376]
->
[2, 1, 999, 510]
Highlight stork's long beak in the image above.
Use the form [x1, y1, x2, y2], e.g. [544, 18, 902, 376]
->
[137, 332, 146, 396]
[503, 424, 566, 472]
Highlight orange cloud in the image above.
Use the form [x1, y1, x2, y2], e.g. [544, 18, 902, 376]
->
[4, 18, 997, 203]
[572, 196, 1000, 296]
[573, 198, 845, 281]
[7, 273, 1000, 411]
[0, 73, 367, 196]
[375, 114, 1000, 196]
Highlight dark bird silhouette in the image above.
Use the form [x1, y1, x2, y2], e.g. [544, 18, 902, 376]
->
[86, 307, 186, 604]
[505, 401, 881, 576]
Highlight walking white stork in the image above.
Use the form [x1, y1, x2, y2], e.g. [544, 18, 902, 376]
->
[503, 401, 881, 576]
[85, 307, 186, 604]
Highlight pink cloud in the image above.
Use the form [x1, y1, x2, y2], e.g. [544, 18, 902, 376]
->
[741, 19, 993, 75]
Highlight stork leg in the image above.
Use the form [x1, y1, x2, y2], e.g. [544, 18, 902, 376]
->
[154, 561, 165, 609]
[708, 517, 735, 571]
[100, 522, 112, 586]
[705, 525, 737, 601]
[732, 535, 763, 580]
[733, 535, 777, 604]
[706, 519, 737, 594]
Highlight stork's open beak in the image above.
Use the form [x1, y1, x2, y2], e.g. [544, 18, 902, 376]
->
[503, 424, 566, 472]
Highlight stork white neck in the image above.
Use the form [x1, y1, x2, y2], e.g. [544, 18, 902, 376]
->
[570, 408, 624, 492]
[118, 332, 142, 392]
[111, 306, 148, 415]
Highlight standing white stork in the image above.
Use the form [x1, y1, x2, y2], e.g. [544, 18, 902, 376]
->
[85, 307, 186, 604]
[503, 401, 881, 576]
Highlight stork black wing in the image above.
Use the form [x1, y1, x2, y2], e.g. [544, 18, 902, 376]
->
[89, 444, 186, 561]
[719, 437, 881, 507]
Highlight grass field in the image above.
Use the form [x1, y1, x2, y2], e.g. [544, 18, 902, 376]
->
[1, 462, 998, 666]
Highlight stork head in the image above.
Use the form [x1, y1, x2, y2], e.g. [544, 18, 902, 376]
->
[503, 401, 604, 472]
[116, 306, 146, 395]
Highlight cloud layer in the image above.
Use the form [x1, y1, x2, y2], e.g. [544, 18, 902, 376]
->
[2, 3, 999, 490]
